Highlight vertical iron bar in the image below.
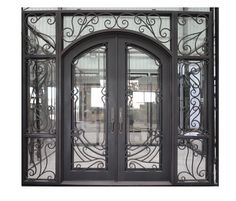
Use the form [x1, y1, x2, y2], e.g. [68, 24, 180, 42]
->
[214, 7, 219, 185]
[22, 8, 27, 184]
[171, 12, 178, 184]
[149, 78, 153, 132]
[35, 61, 41, 160]
[207, 9, 214, 184]
[56, 11, 62, 184]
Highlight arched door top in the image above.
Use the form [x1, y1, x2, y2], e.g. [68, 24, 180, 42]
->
[62, 29, 172, 57]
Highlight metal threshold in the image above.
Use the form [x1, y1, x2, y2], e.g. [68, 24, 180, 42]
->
[61, 180, 172, 186]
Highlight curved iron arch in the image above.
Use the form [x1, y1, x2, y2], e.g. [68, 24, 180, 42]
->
[62, 29, 172, 57]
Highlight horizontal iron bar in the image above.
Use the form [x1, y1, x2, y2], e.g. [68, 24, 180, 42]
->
[24, 133, 56, 138]
[22, 9, 210, 16]
[178, 135, 209, 139]
[177, 56, 209, 60]
[23, 180, 172, 186]
[25, 55, 56, 59]
[61, 180, 172, 186]
[23, 180, 57, 186]
[176, 181, 211, 186]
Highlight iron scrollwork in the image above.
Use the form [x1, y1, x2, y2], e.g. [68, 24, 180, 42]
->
[177, 138, 207, 182]
[126, 132, 162, 170]
[71, 86, 107, 169]
[25, 14, 56, 55]
[178, 60, 207, 137]
[27, 59, 56, 134]
[63, 12, 170, 48]
[178, 14, 208, 56]
[27, 138, 56, 180]
[71, 129, 107, 169]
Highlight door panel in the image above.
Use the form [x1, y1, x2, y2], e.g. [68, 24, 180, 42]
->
[63, 32, 171, 181]
[71, 46, 107, 169]
[117, 35, 171, 181]
[63, 35, 117, 180]
[126, 46, 162, 170]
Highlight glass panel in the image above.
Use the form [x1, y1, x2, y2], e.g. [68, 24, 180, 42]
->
[71, 46, 107, 169]
[27, 138, 56, 180]
[26, 15, 56, 55]
[178, 60, 207, 137]
[27, 59, 56, 134]
[63, 15, 170, 49]
[126, 46, 161, 170]
[178, 138, 207, 182]
[178, 60, 208, 183]
[184, 8, 210, 11]
[178, 15, 208, 56]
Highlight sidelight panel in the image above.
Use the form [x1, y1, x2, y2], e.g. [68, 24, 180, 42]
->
[178, 60, 207, 137]
[27, 137, 56, 180]
[126, 46, 162, 170]
[26, 59, 56, 134]
[71, 46, 107, 169]
[177, 60, 209, 183]
[177, 138, 207, 182]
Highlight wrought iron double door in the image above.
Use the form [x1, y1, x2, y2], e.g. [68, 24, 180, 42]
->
[63, 31, 171, 181]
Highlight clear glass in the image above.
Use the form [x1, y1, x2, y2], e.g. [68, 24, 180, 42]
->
[71, 46, 107, 169]
[126, 46, 162, 170]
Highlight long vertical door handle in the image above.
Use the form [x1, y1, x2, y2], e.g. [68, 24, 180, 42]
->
[119, 107, 123, 133]
[111, 107, 115, 133]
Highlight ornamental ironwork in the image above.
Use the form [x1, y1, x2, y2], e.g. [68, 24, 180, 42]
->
[22, 8, 218, 186]
[63, 13, 171, 49]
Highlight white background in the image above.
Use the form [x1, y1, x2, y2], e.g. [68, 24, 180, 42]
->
[0, 0, 234, 200]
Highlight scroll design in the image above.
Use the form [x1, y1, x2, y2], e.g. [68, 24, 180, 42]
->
[126, 131, 162, 170]
[71, 129, 107, 169]
[27, 138, 56, 180]
[178, 60, 207, 136]
[63, 12, 170, 48]
[177, 138, 207, 182]
[27, 59, 56, 134]
[25, 14, 56, 55]
[178, 14, 208, 56]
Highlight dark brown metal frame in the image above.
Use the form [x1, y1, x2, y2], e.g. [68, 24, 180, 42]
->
[21, 8, 219, 186]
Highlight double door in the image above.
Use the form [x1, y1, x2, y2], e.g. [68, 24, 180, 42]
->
[63, 31, 171, 181]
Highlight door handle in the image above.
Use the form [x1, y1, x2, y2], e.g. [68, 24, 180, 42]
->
[119, 107, 123, 133]
[111, 107, 115, 133]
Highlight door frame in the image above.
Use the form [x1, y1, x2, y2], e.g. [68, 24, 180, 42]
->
[62, 30, 172, 182]
[21, 8, 218, 186]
